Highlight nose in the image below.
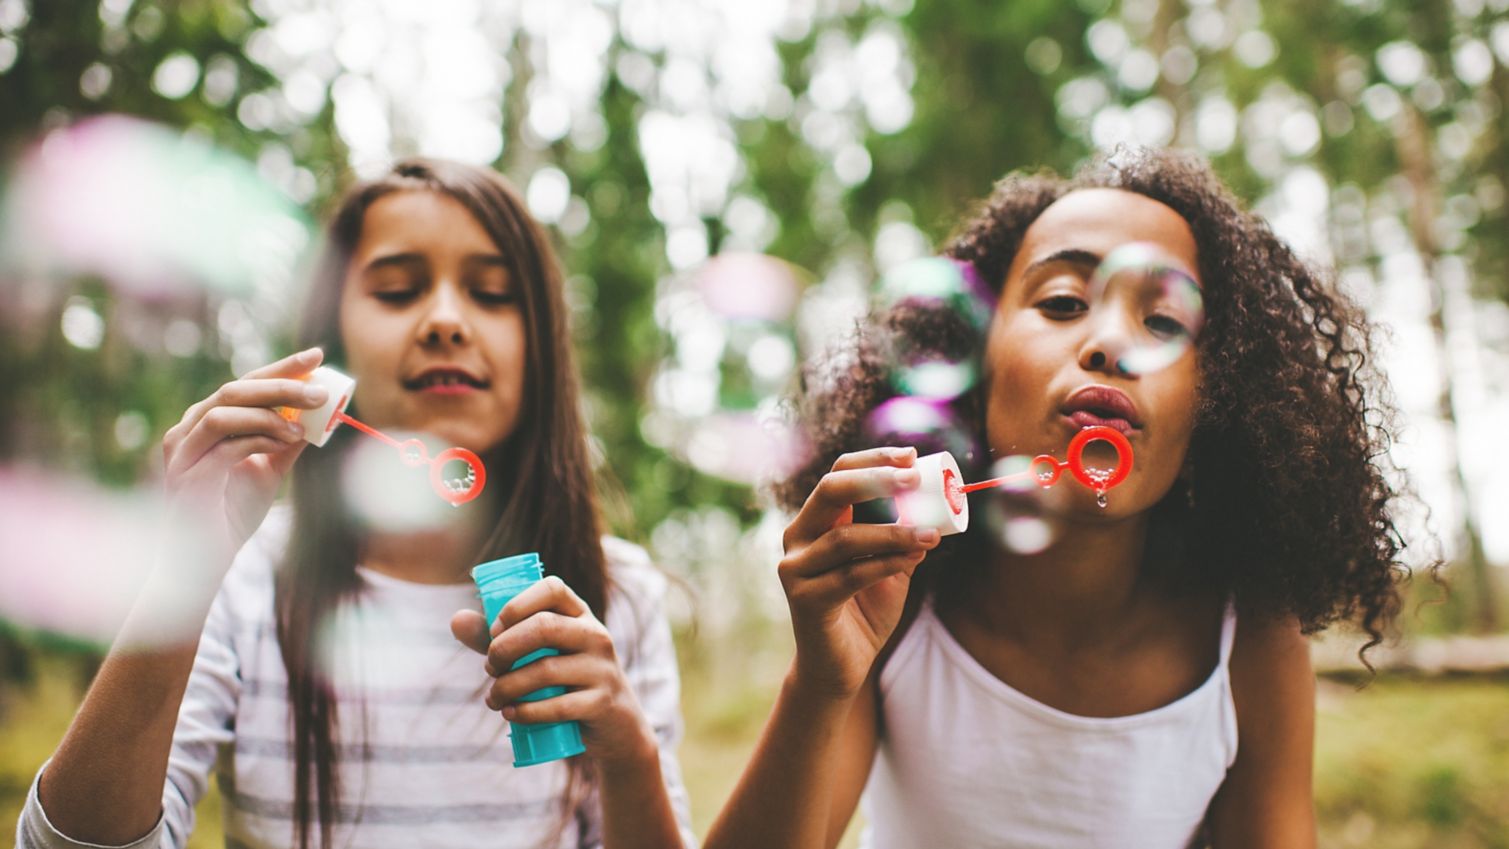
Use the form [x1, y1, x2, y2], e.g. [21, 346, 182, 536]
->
[1077, 309, 1136, 377]
[417, 285, 471, 348]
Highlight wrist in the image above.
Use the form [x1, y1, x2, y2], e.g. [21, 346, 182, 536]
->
[784, 660, 863, 709]
[595, 719, 660, 779]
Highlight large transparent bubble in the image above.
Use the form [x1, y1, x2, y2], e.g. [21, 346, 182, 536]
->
[650, 252, 813, 486]
[874, 257, 994, 402]
[976, 455, 1065, 555]
[340, 432, 466, 533]
[0, 114, 314, 301]
[863, 395, 978, 464]
[1085, 243, 1204, 376]
[0, 470, 226, 649]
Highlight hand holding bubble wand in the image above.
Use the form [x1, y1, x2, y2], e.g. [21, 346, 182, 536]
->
[894, 425, 1133, 538]
[279, 366, 487, 507]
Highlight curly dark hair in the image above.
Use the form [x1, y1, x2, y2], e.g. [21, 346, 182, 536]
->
[777, 147, 1426, 660]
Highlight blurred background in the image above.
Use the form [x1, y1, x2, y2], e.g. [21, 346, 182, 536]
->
[0, 0, 1506, 846]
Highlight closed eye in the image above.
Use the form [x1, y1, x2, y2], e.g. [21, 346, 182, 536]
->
[472, 290, 519, 306]
[373, 289, 419, 304]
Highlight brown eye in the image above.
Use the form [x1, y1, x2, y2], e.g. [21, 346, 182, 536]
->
[1037, 295, 1088, 317]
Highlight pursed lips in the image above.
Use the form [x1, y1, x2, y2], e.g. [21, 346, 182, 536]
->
[1060, 386, 1142, 436]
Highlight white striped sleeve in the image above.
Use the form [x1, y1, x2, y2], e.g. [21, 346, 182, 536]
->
[17, 554, 255, 849]
[578, 538, 698, 849]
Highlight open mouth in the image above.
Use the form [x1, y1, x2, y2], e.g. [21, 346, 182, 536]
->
[404, 371, 489, 392]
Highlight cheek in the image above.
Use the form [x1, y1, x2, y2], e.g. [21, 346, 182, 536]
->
[490, 313, 528, 388]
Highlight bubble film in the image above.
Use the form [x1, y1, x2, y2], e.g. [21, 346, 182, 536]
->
[0, 470, 223, 649]
[977, 455, 1063, 555]
[657, 252, 812, 485]
[864, 395, 978, 463]
[340, 433, 462, 532]
[875, 257, 994, 402]
[0, 114, 313, 301]
[1084, 243, 1204, 376]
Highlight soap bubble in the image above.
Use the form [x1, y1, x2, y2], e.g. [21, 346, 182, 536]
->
[874, 257, 994, 402]
[1085, 243, 1204, 375]
[864, 395, 978, 463]
[0, 469, 223, 649]
[340, 432, 462, 532]
[977, 455, 1064, 555]
[695, 251, 804, 322]
[0, 114, 314, 302]
[654, 252, 813, 486]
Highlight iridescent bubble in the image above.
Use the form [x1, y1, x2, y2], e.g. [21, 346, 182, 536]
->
[682, 408, 812, 487]
[864, 395, 978, 462]
[658, 252, 814, 486]
[875, 257, 994, 401]
[1085, 243, 1204, 375]
[0, 114, 314, 301]
[695, 251, 805, 322]
[340, 433, 459, 533]
[0, 469, 221, 649]
[978, 455, 1063, 555]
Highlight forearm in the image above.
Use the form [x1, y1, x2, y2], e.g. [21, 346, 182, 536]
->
[702, 669, 858, 849]
[596, 731, 686, 849]
[37, 565, 216, 844]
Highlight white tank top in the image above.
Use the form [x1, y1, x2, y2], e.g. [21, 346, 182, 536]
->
[859, 597, 1238, 849]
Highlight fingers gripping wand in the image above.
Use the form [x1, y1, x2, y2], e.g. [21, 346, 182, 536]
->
[278, 366, 488, 507]
[898, 426, 1134, 537]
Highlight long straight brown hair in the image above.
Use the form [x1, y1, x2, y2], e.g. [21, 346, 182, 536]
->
[275, 158, 609, 849]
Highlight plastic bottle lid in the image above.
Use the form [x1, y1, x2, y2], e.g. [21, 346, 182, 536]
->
[510, 719, 586, 767]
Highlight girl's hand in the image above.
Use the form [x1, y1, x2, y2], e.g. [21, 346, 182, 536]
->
[160, 348, 328, 567]
[779, 447, 939, 700]
[450, 578, 657, 768]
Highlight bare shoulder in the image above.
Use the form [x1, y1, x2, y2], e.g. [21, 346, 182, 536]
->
[1230, 613, 1313, 694]
[1228, 611, 1315, 751]
[1206, 612, 1318, 848]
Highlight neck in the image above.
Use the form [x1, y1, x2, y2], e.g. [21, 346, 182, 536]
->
[360, 506, 493, 585]
[957, 514, 1152, 653]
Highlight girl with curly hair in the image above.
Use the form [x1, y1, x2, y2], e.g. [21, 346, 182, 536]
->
[704, 147, 1417, 849]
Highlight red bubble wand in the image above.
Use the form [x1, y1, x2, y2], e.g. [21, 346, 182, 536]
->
[960, 425, 1133, 508]
[332, 412, 487, 507]
[283, 366, 487, 507]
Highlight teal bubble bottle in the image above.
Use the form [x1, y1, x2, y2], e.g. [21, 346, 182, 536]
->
[471, 553, 587, 766]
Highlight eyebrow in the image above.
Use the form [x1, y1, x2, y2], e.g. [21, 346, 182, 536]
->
[1021, 248, 1102, 280]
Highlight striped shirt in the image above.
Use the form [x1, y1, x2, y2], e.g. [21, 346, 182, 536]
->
[19, 507, 696, 849]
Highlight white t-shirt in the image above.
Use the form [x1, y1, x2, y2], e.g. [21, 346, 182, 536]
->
[860, 597, 1238, 849]
[20, 506, 697, 849]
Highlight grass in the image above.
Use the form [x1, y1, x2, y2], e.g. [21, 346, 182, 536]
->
[3, 647, 1506, 848]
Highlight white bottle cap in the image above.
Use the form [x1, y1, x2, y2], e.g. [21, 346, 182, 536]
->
[896, 450, 969, 536]
[289, 366, 356, 447]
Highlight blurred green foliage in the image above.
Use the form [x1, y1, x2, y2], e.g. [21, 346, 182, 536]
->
[1, 0, 1507, 841]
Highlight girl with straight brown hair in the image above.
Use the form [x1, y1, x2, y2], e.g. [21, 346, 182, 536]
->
[20, 158, 694, 849]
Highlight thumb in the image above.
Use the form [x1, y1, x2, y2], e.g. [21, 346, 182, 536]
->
[450, 609, 492, 656]
[266, 441, 309, 479]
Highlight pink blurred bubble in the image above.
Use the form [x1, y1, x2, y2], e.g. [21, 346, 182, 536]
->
[683, 411, 812, 486]
[0, 114, 312, 302]
[694, 252, 805, 322]
[0, 467, 218, 648]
